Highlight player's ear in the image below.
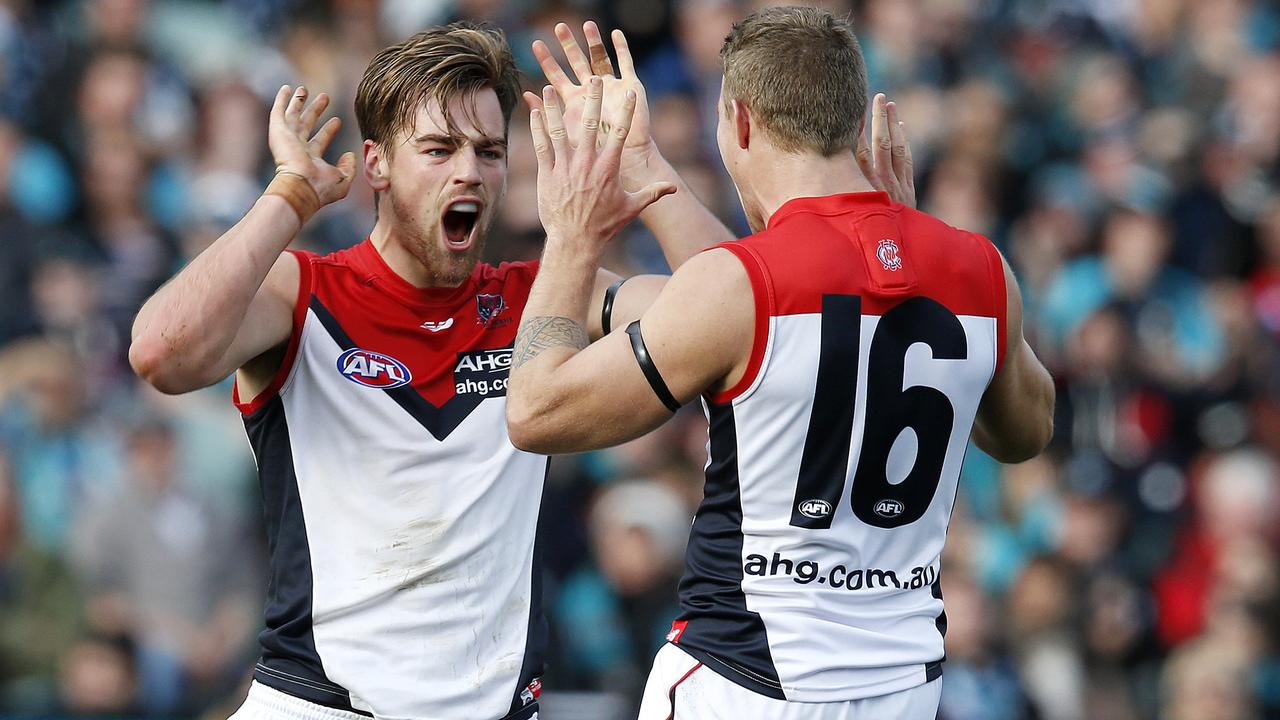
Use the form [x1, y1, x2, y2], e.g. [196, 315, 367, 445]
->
[363, 139, 390, 192]
[733, 99, 751, 150]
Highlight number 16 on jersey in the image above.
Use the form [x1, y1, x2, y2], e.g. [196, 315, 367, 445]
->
[790, 294, 995, 531]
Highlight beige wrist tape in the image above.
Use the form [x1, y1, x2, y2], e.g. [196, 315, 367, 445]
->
[265, 170, 321, 223]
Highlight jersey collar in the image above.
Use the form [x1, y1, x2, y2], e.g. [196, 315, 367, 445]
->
[766, 191, 893, 229]
[351, 238, 480, 308]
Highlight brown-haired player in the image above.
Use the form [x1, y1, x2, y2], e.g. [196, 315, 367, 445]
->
[506, 6, 1055, 718]
[126, 20, 746, 720]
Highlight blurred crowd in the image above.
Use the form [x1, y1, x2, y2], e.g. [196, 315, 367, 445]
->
[0, 0, 1278, 718]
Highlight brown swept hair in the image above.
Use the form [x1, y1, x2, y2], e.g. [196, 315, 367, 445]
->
[720, 6, 868, 156]
[355, 21, 520, 150]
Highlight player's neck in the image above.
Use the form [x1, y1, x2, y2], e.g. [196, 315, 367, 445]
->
[369, 221, 470, 289]
[746, 152, 876, 232]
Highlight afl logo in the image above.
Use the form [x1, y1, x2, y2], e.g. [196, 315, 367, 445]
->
[874, 499, 905, 519]
[798, 499, 833, 519]
[876, 239, 903, 271]
[337, 348, 412, 389]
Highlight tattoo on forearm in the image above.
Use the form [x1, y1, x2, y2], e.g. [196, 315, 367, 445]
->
[512, 316, 588, 371]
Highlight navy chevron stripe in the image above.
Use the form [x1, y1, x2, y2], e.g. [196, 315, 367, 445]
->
[310, 297, 495, 442]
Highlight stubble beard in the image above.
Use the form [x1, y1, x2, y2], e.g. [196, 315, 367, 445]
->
[389, 187, 490, 288]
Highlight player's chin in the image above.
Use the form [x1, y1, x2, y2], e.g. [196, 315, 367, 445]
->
[434, 240, 483, 285]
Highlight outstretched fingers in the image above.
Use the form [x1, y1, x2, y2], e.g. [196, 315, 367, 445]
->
[529, 105, 553, 171]
[308, 115, 342, 155]
[583, 21, 615, 77]
[298, 92, 330, 139]
[555, 23, 592, 84]
[600, 88, 636, 173]
[886, 101, 915, 203]
[532, 39, 574, 90]
[578, 76, 603, 167]
[284, 86, 308, 131]
[271, 85, 293, 125]
[612, 29, 637, 79]
[542, 85, 570, 163]
[855, 129, 880, 191]
[870, 93, 901, 197]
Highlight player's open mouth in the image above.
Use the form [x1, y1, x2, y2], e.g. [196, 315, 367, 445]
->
[442, 199, 482, 252]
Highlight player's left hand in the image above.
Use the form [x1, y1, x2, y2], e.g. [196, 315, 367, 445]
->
[526, 77, 675, 253]
[532, 22, 656, 190]
[857, 93, 916, 208]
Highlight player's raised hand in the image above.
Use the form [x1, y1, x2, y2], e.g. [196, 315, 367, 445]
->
[526, 77, 675, 252]
[267, 85, 357, 208]
[857, 93, 916, 208]
[531, 22, 655, 180]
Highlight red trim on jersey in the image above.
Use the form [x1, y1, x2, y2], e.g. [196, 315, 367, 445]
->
[753, 195, 1004, 322]
[706, 243, 771, 405]
[665, 661, 703, 720]
[296, 239, 539, 408]
[985, 238, 1009, 373]
[767, 190, 893, 229]
[233, 249, 315, 416]
[346, 237, 479, 308]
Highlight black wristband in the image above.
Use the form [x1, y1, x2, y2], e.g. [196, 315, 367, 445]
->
[626, 320, 682, 413]
[601, 278, 626, 335]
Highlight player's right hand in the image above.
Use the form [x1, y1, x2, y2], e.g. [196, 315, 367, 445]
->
[857, 93, 916, 209]
[527, 78, 675, 254]
[268, 84, 357, 208]
[532, 22, 657, 191]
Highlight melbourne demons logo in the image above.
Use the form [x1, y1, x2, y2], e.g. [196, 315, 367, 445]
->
[476, 293, 507, 326]
[337, 348, 412, 389]
[876, 239, 903, 271]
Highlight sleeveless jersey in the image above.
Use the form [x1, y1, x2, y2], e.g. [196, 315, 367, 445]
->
[233, 240, 547, 719]
[669, 192, 1007, 702]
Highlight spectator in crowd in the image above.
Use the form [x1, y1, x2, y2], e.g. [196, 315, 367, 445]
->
[0, 449, 83, 711]
[55, 632, 139, 715]
[71, 416, 258, 715]
[553, 479, 688, 708]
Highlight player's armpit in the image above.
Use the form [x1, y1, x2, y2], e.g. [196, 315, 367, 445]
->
[585, 269, 669, 340]
[973, 256, 1054, 463]
[507, 250, 752, 454]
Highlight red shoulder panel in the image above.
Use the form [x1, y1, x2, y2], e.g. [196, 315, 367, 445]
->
[304, 246, 539, 407]
[705, 243, 772, 405]
[234, 249, 315, 415]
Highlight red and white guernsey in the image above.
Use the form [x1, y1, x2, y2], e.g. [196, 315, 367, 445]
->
[233, 239, 546, 719]
[669, 192, 1007, 702]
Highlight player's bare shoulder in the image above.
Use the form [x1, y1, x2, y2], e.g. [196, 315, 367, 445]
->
[263, 249, 306, 309]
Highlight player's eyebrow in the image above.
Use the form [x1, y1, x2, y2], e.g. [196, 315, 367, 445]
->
[414, 133, 508, 149]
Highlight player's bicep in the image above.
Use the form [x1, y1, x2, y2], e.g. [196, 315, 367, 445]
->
[527, 330, 677, 452]
[516, 251, 752, 453]
[632, 251, 753, 404]
[974, 256, 1054, 461]
[221, 254, 299, 389]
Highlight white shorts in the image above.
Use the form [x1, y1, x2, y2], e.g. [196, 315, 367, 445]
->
[637, 644, 942, 720]
[228, 681, 368, 720]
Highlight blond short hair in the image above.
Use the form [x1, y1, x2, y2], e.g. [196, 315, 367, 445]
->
[720, 6, 868, 156]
